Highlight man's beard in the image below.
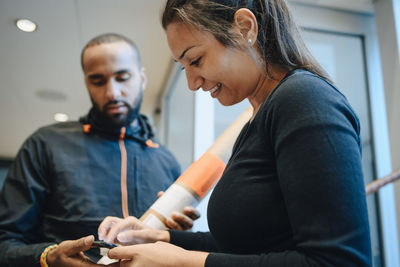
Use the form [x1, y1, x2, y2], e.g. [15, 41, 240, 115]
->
[91, 94, 142, 129]
[103, 100, 131, 126]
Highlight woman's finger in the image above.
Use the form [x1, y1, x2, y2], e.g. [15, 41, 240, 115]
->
[183, 206, 201, 220]
[157, 191, 165, 198]
[98, 216, 123, 241]
[108, 245, 140, 260]
[165, 216, 184, 230]
[105, 216, 143, 244]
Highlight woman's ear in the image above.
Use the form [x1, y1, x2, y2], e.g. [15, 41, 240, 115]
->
[233, 8, 258, 46]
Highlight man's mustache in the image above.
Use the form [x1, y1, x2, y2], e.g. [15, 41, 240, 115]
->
[103, 100, 130, 111]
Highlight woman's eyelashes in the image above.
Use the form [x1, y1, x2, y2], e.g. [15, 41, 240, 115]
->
[190, 57, 202, 67]
[179, 57, 202, 71]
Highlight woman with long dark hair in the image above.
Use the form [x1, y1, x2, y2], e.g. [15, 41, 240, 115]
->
[98, 1, 372, 266]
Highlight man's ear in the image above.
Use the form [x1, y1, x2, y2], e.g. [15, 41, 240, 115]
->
[141, 67, 147, 90]
[233, 8, 258, 46]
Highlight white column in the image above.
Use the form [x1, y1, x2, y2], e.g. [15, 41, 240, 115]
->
[192, 90, 214, 232]
[374, 0, 400, 266]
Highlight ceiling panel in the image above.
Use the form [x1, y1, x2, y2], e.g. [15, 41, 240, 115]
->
[0, 0, 169, 158]
[0, 0, 86, 157]
[0, 0, 375, 158]
[289, 0, 374, 13]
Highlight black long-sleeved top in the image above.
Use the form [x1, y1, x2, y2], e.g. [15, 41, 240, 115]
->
[170, 70, 371, 266]
[0, 112, 180, 266]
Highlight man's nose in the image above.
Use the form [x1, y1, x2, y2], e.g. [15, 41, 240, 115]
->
[105, 80, 122, 100]
[185, 69, 203, 91]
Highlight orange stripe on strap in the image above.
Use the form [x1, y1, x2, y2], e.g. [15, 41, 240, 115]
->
[177, 152, 225, 198]
[119, 127, 129, 218]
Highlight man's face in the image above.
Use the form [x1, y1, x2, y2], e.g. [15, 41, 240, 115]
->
[82, 41, 146, 126]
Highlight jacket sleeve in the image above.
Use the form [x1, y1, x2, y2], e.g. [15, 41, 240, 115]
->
[205, 76, 371, 266]
[0, 133, 54, 267]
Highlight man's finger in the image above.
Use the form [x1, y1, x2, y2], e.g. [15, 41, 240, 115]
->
[62, 235, 94, 256]
[98, 216, 122, 240]
[60, 252, 100, 267]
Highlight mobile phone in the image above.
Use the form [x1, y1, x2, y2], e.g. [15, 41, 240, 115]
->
[91, 240, 117, 249]
[86, 240, 118, 264]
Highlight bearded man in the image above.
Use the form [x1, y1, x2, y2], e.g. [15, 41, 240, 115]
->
[0, 33, 198, 267]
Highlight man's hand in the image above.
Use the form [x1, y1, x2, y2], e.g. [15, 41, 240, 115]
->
[157, 191, 200, 230]
[46, 235, 118, 267]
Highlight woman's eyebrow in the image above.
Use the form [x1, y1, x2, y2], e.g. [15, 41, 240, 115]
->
[179, 46, 196, 60]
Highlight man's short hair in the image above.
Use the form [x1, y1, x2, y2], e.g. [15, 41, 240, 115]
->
[81, 33, 141, 70]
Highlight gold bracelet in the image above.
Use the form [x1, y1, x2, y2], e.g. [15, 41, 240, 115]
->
[40, 244, 58, 267]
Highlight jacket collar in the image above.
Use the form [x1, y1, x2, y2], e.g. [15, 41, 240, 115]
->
[79, 108, 155, 144]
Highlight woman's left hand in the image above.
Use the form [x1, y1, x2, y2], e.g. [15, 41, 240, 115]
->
[98, 216, 167, 245]
[107, 241, 208, 267]
[157, 191, 201, 230]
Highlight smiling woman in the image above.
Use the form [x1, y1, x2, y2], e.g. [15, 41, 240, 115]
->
[97, 0, 373, 267]
[166, 21, 265, 107]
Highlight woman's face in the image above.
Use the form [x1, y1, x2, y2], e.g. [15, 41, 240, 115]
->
[166, 22, 262, 106]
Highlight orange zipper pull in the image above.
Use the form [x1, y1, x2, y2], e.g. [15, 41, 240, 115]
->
[83, 124, 91, 133]
[119, 126, 126, 139]
[146, 139, 160, 148]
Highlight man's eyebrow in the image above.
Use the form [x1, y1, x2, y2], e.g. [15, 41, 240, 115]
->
[87, 74, 103, 80]
[179, 46, 195, 60]
[114, 69, 130, 75]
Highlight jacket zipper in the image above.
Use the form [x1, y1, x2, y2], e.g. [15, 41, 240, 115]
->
[118, 127, 129, 218]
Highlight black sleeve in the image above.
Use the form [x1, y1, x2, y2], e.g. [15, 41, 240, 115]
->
[206, 75, 371, 266]
[169, 230, 219, 252]
[0, 133, 54, 266]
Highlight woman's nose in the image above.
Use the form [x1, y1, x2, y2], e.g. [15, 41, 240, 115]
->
[185, 69, 203, 91]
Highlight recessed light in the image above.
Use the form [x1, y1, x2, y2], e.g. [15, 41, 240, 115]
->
[15, 19, 37, 32]
[54, 113, 69, 122]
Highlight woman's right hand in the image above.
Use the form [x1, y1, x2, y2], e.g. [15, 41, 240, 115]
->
[98, 216, 170, 245]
